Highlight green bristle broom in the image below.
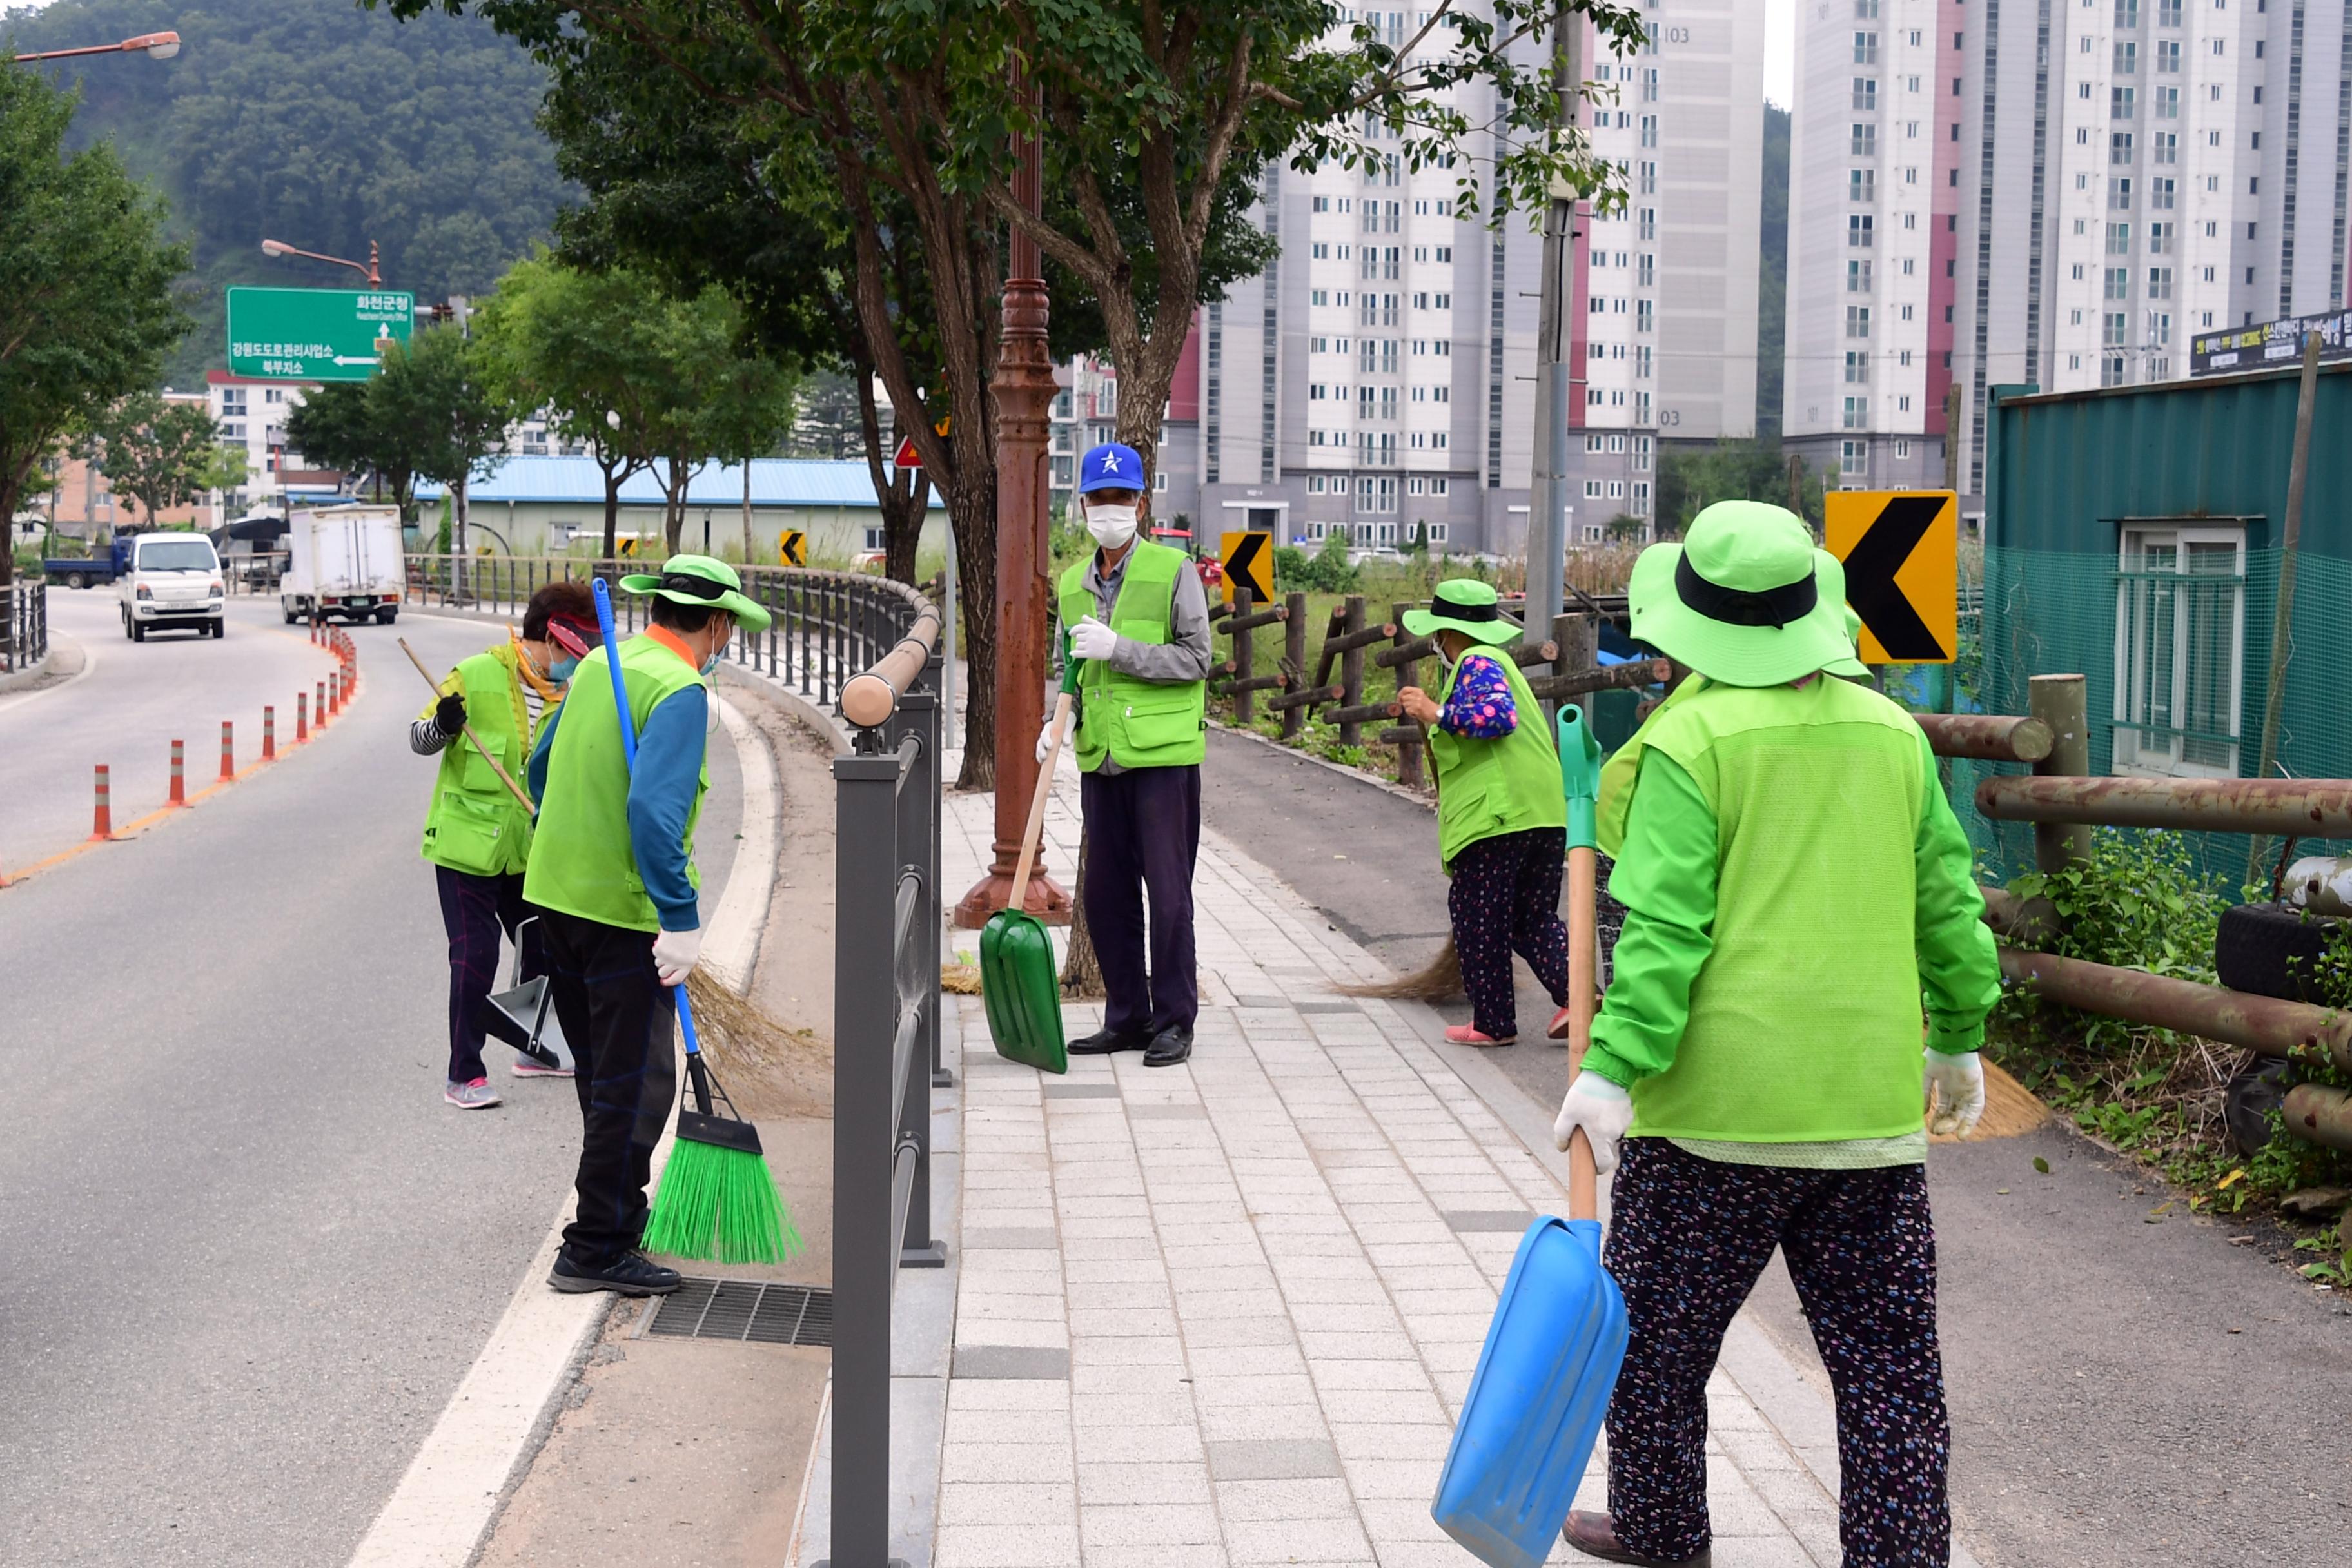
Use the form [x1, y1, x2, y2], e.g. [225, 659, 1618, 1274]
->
[592, 580, 799, 1265]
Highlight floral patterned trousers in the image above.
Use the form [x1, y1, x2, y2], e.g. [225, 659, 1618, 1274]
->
[1603, 1137, 1952, 1567]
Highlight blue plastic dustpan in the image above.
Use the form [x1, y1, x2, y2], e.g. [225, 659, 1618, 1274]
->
[1431, 1215, 1627, 1568]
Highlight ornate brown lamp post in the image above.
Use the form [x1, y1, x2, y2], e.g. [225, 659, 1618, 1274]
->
[954, 79, 1072, 927]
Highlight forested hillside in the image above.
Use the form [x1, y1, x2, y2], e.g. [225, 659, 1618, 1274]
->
[3, 0, 565, 387]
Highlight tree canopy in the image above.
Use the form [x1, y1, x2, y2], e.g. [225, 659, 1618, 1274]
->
[3, 0, 565, 387]
[0, 61, 189, 587]
[94, 392, 240, 527]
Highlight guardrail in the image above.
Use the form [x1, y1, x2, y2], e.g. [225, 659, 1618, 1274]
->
[5, 580, 48, 674]
[830, 593, 946, 1568]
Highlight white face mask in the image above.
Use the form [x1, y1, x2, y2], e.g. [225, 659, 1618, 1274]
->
[1085, 502, 1139, 549]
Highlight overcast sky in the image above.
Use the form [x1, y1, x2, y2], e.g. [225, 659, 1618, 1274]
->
[1765, 0, 1794, 108]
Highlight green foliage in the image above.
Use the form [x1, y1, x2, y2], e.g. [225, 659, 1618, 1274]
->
[284, 327, 512, 522]
[2000, 830, 2224, 1055]
[1654, 439, 1823, 537]
[6, 0, 565, 387]
[0, 63, 188, 585]
[93, 392, 224, 527]
[1284, 532, 1362, 594]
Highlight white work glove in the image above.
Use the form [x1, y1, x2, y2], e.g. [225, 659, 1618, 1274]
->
[1068, 614, 1119, 662]
[1553, 1072, 1634, 1174]
[652, 926, 703, 988]
[1925, 1048, 1986, 1138]
[1035, 716, 1057, 765]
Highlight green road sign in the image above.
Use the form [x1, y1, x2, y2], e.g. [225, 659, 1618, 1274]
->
[225, 287, 414, 382]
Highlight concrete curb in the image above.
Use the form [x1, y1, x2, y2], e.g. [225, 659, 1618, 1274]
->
[0, 631, 88, 707]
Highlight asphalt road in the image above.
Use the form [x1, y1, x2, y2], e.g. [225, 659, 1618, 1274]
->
[0, 591, 346, 875]
[0, 605, 745, 1565]
[1200, 724, 2352, 1567]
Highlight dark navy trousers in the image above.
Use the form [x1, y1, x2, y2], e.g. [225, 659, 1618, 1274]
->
[1080, 763, 1201, 1037]
[434, 865, 540, 1082]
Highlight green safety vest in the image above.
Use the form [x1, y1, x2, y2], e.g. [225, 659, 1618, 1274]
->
[1428, 648, 1569, 868]
[1626, 676, 1932, 1142]
[522, 634, 709, 932]
[419, 643, 543, 878]
[1057, 540, 1206, 772]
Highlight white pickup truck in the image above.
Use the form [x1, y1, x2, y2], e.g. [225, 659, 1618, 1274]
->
[116, 531, 226, 642]
[282, 504, 404, 625]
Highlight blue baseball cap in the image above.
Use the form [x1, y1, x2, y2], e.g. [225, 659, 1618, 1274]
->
[1079, 442, 1144, 494]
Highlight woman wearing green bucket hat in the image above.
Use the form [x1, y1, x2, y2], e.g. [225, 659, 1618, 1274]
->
[1395, 578, 1574, 1047]
[522, 554, 771, 1297]
[1549, 502, 1999, 1567]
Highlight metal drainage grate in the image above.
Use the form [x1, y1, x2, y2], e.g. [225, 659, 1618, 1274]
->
[643, 1279, 833, 1346]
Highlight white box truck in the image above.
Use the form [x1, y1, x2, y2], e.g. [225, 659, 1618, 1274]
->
[282, 505, 404, 625]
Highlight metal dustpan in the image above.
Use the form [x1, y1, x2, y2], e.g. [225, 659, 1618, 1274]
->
[487, 918, 571, 1072]
[980, 689, 1073, 1074]
[1430, 707, 1629, 1567]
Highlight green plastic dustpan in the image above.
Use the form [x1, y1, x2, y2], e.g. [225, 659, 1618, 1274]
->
[979, 687, 1073, 1073]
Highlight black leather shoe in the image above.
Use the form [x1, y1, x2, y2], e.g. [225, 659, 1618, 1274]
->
[1068, 1026, 1152, 1055]
[1562, 1510, 1710, 1565]
[1142, 1025, 1193, 1068]
[549, 1248, 683, 1297]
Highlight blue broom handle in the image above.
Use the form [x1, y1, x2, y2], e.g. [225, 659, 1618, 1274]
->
[591, 578, 704, 1061]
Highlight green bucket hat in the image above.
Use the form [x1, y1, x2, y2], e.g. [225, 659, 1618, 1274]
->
[1824, 606, 1870, 679]
[1625, 500, 1850, 687]
[1399, 579, 1522, 646]
[618, 553, 772, 634]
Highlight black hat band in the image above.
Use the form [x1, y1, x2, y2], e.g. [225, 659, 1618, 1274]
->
[1432, 598, 1500, 622]
[661, 571, 729, 602]
[1674, 552, 1817, 630]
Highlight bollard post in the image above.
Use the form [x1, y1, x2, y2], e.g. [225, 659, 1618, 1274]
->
[2029, 673, 2092, 875]
[1282, 593, 1309, 742]
[1390, 602, 1424, 790]
[317, 680, 329, 728]
[1553, 612, 1597, 731]
[220, 721, 235, 781]
[1231, 585, 1257, 726]
[90, 765, 113, 841]
[169, 740, 185, 806]
[297, 691, 309, 743]
[1337, 594, 1368, 749]
[262, 706, 276, 761]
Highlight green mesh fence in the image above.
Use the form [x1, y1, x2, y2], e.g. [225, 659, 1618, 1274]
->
[1954, 544, 2352, 892]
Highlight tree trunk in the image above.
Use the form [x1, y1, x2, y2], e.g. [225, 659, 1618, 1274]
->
[1059, 834, 1104, 997]
[883, 471, 928, 586]
[949, 476, 997, 789]
[602, 462, 622, 560]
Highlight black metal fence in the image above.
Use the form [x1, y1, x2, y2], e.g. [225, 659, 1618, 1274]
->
[5, 580, 48, 674]
[828, 601, 946, 1567]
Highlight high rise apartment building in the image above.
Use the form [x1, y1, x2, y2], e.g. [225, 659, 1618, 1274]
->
[1793, 0, 2351, 502]
[1171, 1, 1763, 557]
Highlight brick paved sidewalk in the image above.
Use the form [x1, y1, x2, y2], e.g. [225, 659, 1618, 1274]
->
[890, 746, 1983, 1568]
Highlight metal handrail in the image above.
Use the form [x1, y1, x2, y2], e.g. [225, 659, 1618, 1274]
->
[4, 581, 48, 673]
[828, 608, 946, 1568]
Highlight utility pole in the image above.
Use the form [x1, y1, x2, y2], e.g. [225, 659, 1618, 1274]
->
[1943, 382, 1961, 495]
[1525, 2, 1581, 669]
[2246, 329, 2323, 883]
[450, 295, 472, 602]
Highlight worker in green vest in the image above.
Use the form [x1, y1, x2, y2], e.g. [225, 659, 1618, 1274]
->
[1550, 502, 1999, 1567]
[413, 580, 598, 1109]
[1046, 442, 1211, 1068]
[524, 554, 772, 1298]
[1395, 578, 1574, 1046]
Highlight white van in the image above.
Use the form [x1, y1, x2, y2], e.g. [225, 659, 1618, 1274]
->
[117, 532, 226, 642]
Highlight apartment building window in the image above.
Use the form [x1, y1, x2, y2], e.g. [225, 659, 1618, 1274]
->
[2104, 312, 2129, 346]
[1636, 254, 1654, 286]
[1639, 115, 1658, 148]
[1384, 246, 1400, 279]
[1636, 346, 1652, 378]
[2106, 266, 2130, 299]
[2110, 132, 2134, 164]
[2109, 177, 2134, 210]
[1638, 161, 1657, 194]
[1855, 0, 1877, 15]
[1633, 435, 1652, 471]
[1848, 214, 1876, 247]
[2155, 86, 2179, 118]
[1846, 306, 1873, 338]
[1848, 260, 1874, 292]
[1851, 123, 1876, 156]
[1584, 480, 1605, 499]
[2151, 132, 2177, 164]
[1854, 31, 1878, 64]
[1585, 434, 1606, 454]
[1841, 440, 1867, 476]
[2150, 311, 2172, 346]
[1849, 168, 1878, 203]
[2114, 524, 2245, 776]
[1899, 349, 1913, 367]
[1360, 248, 1377, 280]
[2106, 222, 2132, 254]
[2156, 39, 2180, 72]
[1638, 208, 1656, 240]
[1380, 387, 1398, 419]
[2113, 41, 2139, 74]
[1844, 350, 1870, 383]
[1434, 292, 1451, 309]
[2151, 178, 2176, 210]
[2114, 0, 2139, 24]
[1380, 338, 1398, 372]
[2112, 87, 2136, 119]
[1641, 67, 1658, 102]
[2156, 0, 2180, 23]
[1852, 77, 1878, 111]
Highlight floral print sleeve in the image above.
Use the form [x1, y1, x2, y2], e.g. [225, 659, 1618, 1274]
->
[1436, 652, 1517, 739]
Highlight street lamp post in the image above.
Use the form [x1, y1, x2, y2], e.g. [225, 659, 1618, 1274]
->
[259, 238, 383, 288]
[12, 30, 181, 64]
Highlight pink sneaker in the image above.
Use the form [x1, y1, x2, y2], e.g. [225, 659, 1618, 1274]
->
[444, 1077, 502, 1109]
[1444, 1024, 1516, 1047]
[511, 1055, 574, 1079]
[1547, 1004, 1575, 1041]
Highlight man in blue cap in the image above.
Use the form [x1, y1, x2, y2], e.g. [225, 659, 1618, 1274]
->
[1048, 442, 1212, 1066]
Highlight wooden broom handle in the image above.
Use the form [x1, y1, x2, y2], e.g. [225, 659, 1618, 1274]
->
[1008, 692, 1073, 912]
[397, 636, 538, 814]
[1566, 842, 1599, 1222]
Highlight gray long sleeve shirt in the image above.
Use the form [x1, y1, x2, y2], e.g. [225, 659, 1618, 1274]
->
[1060, 545, 1213, 774]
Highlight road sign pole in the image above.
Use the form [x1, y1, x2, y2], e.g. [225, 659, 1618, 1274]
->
[1522, 3, 1580, 672]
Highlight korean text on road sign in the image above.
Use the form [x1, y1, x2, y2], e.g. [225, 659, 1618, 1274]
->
[1825, 491, 1958, 665]
[1220, 531, 1274, 607]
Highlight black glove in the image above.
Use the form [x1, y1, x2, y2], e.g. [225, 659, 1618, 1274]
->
[435, 692, 467, 736]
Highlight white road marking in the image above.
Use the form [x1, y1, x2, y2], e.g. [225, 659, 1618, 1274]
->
[344, 688, 782, 1568]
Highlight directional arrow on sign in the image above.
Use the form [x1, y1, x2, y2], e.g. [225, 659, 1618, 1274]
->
[1825, 490, 1959, 664]
[1220, 530, 1273, 605]
[333, 355, 379, 368]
